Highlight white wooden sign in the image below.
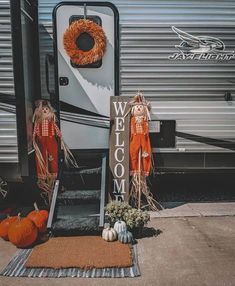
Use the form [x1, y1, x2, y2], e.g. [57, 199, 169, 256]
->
[109, 96, 130, 201]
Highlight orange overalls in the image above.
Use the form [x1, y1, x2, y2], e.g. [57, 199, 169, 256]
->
[33, 119, 61, 179]
[130, 115, 152, 176]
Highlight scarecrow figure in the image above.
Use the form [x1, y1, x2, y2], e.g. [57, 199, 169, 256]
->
[33, 100, 77, 203]
[129, 92, 160, 211]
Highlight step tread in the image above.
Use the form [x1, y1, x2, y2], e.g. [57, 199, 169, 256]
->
[56, 203, 100, 220]
[52, 216, 100, 232]
[63, 167, 101, 175]
[57, 190, 100, 201]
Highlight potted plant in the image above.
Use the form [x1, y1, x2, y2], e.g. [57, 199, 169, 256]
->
[105, 201, 150, 236]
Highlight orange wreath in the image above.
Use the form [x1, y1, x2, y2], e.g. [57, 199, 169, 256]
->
[63, 19, 106, 66]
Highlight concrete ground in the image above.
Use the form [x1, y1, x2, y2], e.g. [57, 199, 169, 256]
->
[0, 208, 235, 286]
[150, 201, 235, 218]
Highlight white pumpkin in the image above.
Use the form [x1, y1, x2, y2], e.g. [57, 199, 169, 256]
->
[102, 227, 117, 242]
[114, 220, 127, 234]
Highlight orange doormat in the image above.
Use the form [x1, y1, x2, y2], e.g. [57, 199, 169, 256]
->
[25, 236, 133, 269]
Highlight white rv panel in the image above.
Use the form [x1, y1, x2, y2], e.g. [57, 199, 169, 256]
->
[38, 0, 235, 153]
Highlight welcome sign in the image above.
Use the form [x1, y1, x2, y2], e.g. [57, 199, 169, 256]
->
[109, 96, 130, 201]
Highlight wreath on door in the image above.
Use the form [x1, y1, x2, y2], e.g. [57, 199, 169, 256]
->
[63, 19, 106, 66]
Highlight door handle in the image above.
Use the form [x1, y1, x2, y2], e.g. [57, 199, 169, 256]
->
[45, 54, 55, 98]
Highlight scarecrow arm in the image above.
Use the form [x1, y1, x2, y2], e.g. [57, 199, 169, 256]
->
[33, 123, 39, 138]
[144, 120, 149, 135]
[54, 123, 62, 138]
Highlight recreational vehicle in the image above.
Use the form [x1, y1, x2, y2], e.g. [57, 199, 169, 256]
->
[0, 0, 235, 180]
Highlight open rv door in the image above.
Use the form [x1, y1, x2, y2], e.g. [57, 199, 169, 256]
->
[53, 1, 119, 150]
[10, 0, 41, 178]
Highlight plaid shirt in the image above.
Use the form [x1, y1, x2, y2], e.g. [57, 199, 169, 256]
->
[33, 120, 61, 138]
[131, 116, 148, 135]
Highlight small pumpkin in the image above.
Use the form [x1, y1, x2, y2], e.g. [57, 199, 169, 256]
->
[118, 230, 133, 244]
[0, 215, 18, 241]
[8, 214, 38, 248]
[102, 224, 117, 242]
[114, 220, 127, 234]
[27, 202, 48, 233]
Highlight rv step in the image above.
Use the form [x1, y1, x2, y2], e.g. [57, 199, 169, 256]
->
[63, 167, 101, 175]
[62, 169, 101, 190]
[52, 216, 100, 235]
[57, 190, 100, 205]
[47, 153, 107, 233]
[56, 203, 100, 220]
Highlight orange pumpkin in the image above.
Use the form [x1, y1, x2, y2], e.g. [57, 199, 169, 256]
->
[8, 214, 38, 248]
[0, 215, 18, 241]
[27, 203, 48, 233]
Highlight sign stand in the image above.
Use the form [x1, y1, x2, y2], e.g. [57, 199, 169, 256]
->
[109, 96, 130, 202]
[138, 150, 141, 209]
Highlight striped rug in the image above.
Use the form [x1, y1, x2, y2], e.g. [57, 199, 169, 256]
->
[0, 245, 140, 278]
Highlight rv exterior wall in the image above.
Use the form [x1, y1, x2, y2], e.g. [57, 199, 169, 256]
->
[0, 0, 18, 163]
[38, 0, 235, 154]
[1, 0, 235, 169]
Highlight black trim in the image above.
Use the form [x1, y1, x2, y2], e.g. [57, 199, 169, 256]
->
[52, 1, 120, 125]
[150, 120, 176, 148]
[45, 54, 55, 96]
[60, 101, 108, 118]
[0, 163, 21, 181]
[176, 131, 235, 151]
[0, 94, 16, 105]
[10, 0, 41, 177]
[10, 0, 28, 177]
[61, 118, 109, 129]
[152, 152, 235, 174]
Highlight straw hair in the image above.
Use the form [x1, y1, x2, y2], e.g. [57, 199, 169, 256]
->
[33, 100, 56, 123]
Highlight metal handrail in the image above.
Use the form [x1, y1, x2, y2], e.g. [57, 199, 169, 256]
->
[47, 158, 64, 230]
[99, 153, 107, 227]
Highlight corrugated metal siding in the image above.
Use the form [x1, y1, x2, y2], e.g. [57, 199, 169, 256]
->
[38, 0, 235, 97]
[0, 104, 18, 162]
[0, 0, 14, 96]
[151, 101, 235, 152]
[0, 0, 18, 163]
[38, 0, 235, 152]
[120, 25, 235, 99]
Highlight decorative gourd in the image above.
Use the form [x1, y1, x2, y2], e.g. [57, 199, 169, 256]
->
[27, 202, 48, 233]
[114, 220, 127, 234]
[102, 225, 117, 242]
[0, 215, 18, 241]
[8, 214, 38, 248]
[118, 230, 133, 244]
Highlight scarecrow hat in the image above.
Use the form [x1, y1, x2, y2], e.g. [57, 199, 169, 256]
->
[129, 91, 151, 110]
[129, 91, 151, 120]
[35, 99, 52, 108]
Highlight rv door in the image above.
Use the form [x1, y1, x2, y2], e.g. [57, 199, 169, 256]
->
[53, 2, 119, 150]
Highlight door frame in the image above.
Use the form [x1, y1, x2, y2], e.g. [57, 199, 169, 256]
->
[52, 1, 120, 122]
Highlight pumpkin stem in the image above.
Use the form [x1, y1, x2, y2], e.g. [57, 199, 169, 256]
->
[104, 222, 110, 229]
[33, 202, 39, 212]
[17, 213, 21, 221]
